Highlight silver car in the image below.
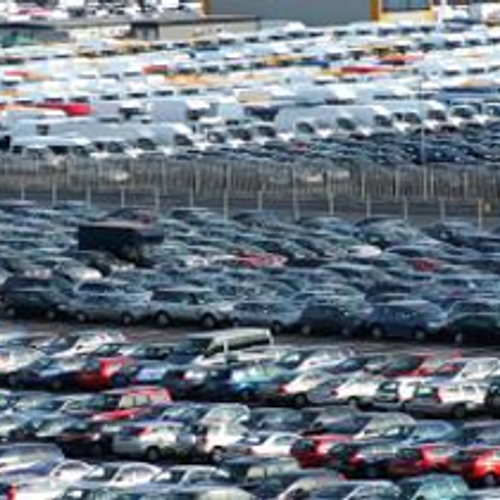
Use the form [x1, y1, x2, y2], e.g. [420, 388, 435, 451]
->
[149, 287, 234, 329]
[112, 421, 197, 461]
[232, 300, 302, 334]
[80, 462, 161, 488]
[152, 465, 229, 487]
[63, 294, 150, 326]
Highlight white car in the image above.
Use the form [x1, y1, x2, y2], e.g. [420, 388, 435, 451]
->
[226, 432, 300, 458]
[308, 375, 385, 408]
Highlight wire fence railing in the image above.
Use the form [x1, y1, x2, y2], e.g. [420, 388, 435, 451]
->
[1, 155, 500, 225]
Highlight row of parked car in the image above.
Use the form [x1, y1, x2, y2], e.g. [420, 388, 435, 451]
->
[0, 327, 500, 498]
[3, 203, 500, 347]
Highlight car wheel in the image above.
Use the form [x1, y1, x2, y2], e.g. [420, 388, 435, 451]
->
[4, 306, 16, 319]
[210, 446, 225, 463]
[232, 318, 241, 327]
[484, 472, 498, 487]
[271, 321, 284, 335]
[453, 332, 465, 345]
[50, 379, 63, 392]
[144, 446, 161, 462]
[340, 326, 352, 338]
[365, 465, 378, 479]
[201, 314, 217, 330]
[121, 312, 134, 326]
[45, 308, 57, 321]
[300, 324, 312, 336]
[371, 325, 384, 340]
[6, 374, 17, 388]
[155, 311, 171, 327]
[76, 311, 88, 323]
[452, 404, 466, 420]
[90, 442, 103, 458]
[413, 328, 427, 342]
[240, 389, 254, 403]
[347, 397, 360, 409]
[293, 393, 309, 408]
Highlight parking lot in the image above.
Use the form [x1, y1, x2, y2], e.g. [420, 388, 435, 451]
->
[0, 200, 500, 498]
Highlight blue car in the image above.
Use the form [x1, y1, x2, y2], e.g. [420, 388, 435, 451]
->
[366, 300, 448, 342]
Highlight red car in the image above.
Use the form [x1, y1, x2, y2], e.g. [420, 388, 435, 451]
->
[292, 435, 351, 468]
[76, 357, 135, 390]
[377, 353, 460, 378]
[387, 443, 458, 478]
[85, 386, 171, 422]
[446, 446, 500, 487]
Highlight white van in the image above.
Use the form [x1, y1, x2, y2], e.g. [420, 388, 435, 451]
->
[10, 136, 99, 161]
[168, 328, 274, 366]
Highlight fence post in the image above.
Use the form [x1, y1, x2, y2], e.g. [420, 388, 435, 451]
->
[222, 164, 231, 220]
[477, 199, 484, 230]
[366, 195, 372, 219]
[291, 165, 300, 221]
[325, 171, 335, 216]
[439, 198, 446, 221]
[361, 171, 367, 200]
[422, 167, 428, 201]
[395, 169, 401, 199]
[154, 187, 161, 214]
[120, 186, 126, 208]
[85, 184, 92, 207]
[402, 197, 409, 221]
[257, 190, 264, 211]
[463, 171, 469, 199]
[51, 182, 58, 206]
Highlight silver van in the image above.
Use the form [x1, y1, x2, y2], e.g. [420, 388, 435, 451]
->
[168, 328, 274, 366]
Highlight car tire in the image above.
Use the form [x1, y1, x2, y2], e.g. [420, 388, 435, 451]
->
[155, 312, 171, 327]
[452, 404, 466, 420]
[484, 472, 498, 487]
[453, 332, 465, 345]
[90, 442, 103, 458]
[293, 393, 309, 408]
[340, 326, 352, 338]
[121, 312, 134, 326]
[347, 397, 360, 409]
[240, 389, 254, 403]
[201, 314, 217, 330]
[210, 447, 225, 464]
[271, 321, 284, 335]
[45, 308, 57, 321]
[371, 325, 384, 340]
[144, 446, 161, 462]
[4, 306, 16, 319]
[232, 318, 241, 327]
[365, 465, 378, 479]
[300, 325, 312, 336]
[50, 379, 63, 392]
[413, 328, 427, 342]
[76, 311, 88, 323]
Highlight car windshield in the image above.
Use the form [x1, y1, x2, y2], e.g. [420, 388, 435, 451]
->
[154, 470, 185, 484]
[399, 482, 425, 499]
[320, 417, 369, 435]
[84, 466, 119, 481]
[432, 361, 464, 376]
[88, 394, 121, 411]
[172, 339, 210, 355]
[62, 489, 112, 500]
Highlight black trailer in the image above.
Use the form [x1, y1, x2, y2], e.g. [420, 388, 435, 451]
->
[78, 221, 164, 266]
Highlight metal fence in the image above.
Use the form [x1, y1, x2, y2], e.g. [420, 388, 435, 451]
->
[1, 155, 500, 225]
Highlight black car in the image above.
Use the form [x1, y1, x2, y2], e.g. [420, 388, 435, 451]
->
[448, 312, 500, 345]
[295, 301, 368, 337]
[11, 357, 86, 391]
[1, 276, 71, 320]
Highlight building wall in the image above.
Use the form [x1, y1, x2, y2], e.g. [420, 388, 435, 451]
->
[207, 0, 372, 26]
[157, 19, 259, 40]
